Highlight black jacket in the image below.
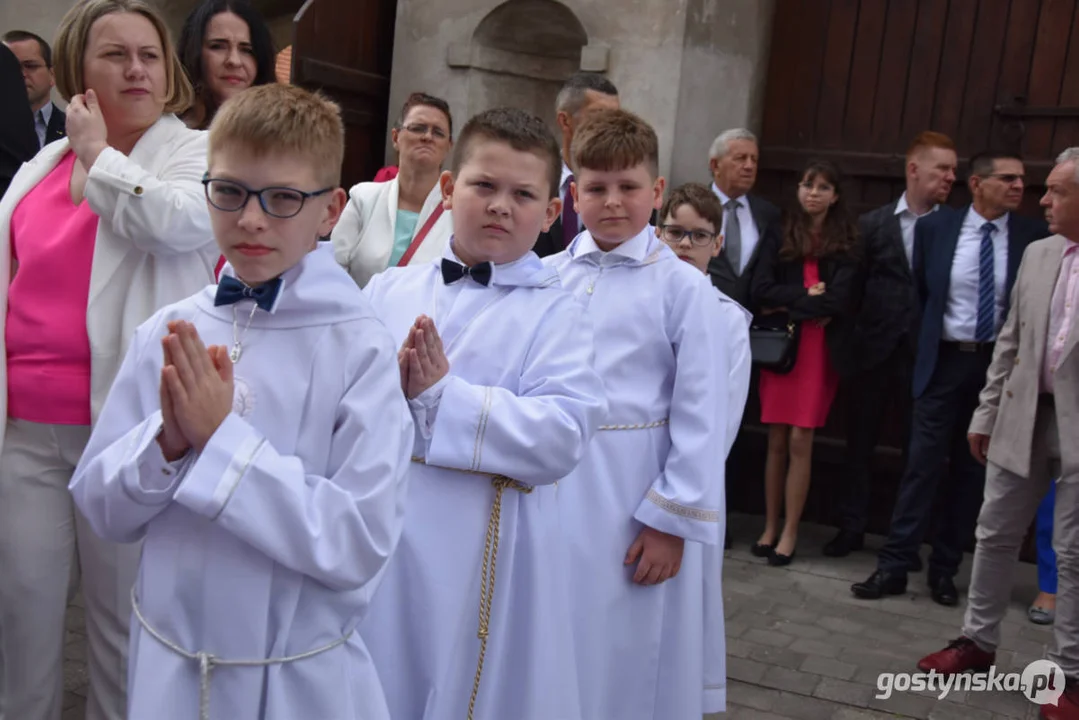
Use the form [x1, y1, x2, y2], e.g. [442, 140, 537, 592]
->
[43, 103, 66, 147]
[706, 193, 780, 311]
[0, 45, 37, 200]
[750, 225, 862, 378]
[853, 200, 919, 371]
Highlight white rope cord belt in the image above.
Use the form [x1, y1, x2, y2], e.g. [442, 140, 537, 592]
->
[598, 417, 669, 431]
[131, 588, 351, 720]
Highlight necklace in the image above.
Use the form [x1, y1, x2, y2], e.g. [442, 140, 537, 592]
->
[230, 303, 259, 363]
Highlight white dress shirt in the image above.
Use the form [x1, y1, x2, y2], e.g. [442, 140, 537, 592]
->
[34, 102, 53, 149]
[711, 183, 760, 274]
[894, 191, 938, 268]
[942, 208, 1009, 342]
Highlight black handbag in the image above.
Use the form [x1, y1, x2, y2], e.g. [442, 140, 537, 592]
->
[749, 321, 800, 374]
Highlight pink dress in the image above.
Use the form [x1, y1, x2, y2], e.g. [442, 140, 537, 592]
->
[759, 256, 839, 429]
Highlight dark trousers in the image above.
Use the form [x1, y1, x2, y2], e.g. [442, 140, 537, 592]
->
[839, 339, 914, 534]
[877, 343, 992, 579]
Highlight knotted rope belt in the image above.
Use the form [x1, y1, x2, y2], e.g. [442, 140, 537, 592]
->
[411, 457, 532, 720]
[130, 588, 351, 720]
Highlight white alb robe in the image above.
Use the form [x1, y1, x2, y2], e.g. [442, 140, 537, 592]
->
[68, 245, 414, 720]
[360, 245, 607, 720]
[703, 288, 752, 712]
[545, 228, 732, 720]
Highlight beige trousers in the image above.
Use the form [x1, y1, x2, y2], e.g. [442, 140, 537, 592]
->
[962, 400, 1079, 678]
[0, 419, 140, 720]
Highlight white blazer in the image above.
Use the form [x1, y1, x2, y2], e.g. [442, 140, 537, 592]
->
[331, 177, 452, 288]
[0, 113, 217, 453]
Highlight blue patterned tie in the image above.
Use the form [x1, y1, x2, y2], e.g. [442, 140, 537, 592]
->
[975, 222, 996, 342]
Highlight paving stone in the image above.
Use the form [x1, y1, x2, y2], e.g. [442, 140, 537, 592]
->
[727, 656, 770, 685]
[771, 691, 853, 720]
[799, 655, 858, 681]
[781, 621, 832, 641]
[774, 606, 820, 624]
[817, 616, 866, 635]
[749, 644, 809, 671]
[963, 689, 1037, 718]
[928, 702, 996, 720]
[743, 627, 796, 648]
[726, 679, 779, 711]
[788, 637, 840, 658]
[726, 637, 755, 659]
[868, 688, 937, 717]
[812, 677, 875, 706]
[757, 665, 822, 696]
[726, 578, 768, 596]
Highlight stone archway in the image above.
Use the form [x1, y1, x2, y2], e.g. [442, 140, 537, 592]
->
[453, 0, 591, 129]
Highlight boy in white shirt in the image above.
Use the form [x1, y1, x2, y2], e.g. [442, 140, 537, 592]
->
[359, 107, 607, 720]
[657, 181, 753, 712]
[68, 84, 414, 720]
[546, 109, 740, 719]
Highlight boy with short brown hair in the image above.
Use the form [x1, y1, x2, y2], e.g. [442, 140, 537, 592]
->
[546, 110, 742, 718]
[359, 106, 607, 720]
[69, 83, 415, 720]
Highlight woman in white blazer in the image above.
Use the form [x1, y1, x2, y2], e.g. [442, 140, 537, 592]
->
[332, 92, 454, 288]
[0, 3, 216, 719]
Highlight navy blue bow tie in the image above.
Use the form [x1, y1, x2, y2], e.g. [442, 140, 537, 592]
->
[214, 275, 282, 312]
[441, 258, 493, 286]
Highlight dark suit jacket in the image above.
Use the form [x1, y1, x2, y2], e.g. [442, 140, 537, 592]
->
[750, 225, 862, 378]
[44, 103, 66, 146]
[853, 200, 919, 371]
[0, 45, 37, 200]
[911, 205, 1050, 398]
[707, 193, 780, 311]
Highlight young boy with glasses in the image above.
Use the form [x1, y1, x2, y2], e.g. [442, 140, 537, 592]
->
[69, 84, 414, 720]
[658, 181, 752, 713]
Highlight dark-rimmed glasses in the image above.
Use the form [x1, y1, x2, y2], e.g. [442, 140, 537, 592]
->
[202, 176, 333, 219]
[659, 224, 718, 247]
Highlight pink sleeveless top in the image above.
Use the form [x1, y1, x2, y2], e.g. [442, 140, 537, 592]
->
[7, 152, 98, 425]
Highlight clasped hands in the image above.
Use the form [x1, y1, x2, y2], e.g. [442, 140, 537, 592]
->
[156, 321, 235, 462]
[399, 315, 450, 400]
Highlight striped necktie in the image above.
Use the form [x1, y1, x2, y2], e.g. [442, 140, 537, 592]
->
[975, 222, 996, 342]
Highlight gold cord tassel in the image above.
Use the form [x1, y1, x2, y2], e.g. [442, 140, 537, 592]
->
[468, 475, 532, 720]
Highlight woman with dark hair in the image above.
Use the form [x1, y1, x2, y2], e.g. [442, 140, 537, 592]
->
[749, 159, 861, 565]
[177, 0, 276, 130]
[332, 92, 454, 288]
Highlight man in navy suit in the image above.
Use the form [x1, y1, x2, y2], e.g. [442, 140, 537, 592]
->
[852, 151, 1050, 606]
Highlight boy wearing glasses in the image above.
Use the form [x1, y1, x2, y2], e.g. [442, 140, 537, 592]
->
[69, 84, 414, 719]
[657, 182, 752, 714]
[545, 111, 738, 719]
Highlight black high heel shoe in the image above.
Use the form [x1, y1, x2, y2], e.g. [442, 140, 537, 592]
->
[768, 549, 796, 566]
[751, 542, 776, 558]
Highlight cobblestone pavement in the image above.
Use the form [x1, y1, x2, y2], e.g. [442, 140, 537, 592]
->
[63, 513, 1053, 719]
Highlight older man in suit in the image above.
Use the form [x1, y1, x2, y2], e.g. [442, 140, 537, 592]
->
[917, 148, 1079, 720]
[533, 71, 618, 258]
[705, 128, 779, 311]
[852, 151, 1050, 606]
[824, 131, 958, 557]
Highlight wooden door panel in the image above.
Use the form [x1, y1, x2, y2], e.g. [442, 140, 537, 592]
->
[290, 0, 397, 189]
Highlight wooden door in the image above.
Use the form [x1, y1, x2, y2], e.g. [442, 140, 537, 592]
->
[729, 0, 1079, 543]
[290, 0, 398, 189]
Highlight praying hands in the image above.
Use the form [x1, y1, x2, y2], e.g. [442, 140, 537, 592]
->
[156, 321, 234, 460]
[398, 315, 450, 400]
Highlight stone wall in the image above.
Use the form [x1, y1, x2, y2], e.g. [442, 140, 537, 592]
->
[389, 0, 776, 186]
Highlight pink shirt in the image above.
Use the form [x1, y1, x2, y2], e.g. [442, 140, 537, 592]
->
[1043, 240, 1079, 394]
[6, 152, 98, 424]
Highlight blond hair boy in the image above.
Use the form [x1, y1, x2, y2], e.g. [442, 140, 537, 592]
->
[69, 84, 414, 720]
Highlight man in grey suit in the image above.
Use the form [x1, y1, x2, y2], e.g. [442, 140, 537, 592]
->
[917, 148, 1079, 720]
[824, 131, 958, 557]
[706, 128, 779, 311]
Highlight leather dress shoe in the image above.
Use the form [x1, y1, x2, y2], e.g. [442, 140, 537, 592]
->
[1041, 678, 1079, 719]
[929, 575, 959, 606]
[822, 530, 864, 557]
[851, 570, 907, 599]
[917, 637, 994, 673]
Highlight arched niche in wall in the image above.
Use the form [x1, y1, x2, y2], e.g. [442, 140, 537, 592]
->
[448, 0, 606, 130]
